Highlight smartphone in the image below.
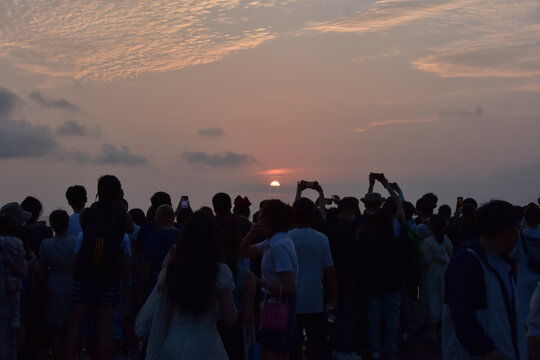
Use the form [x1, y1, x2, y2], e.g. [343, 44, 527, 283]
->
[304, 181, 316, 189]
[457, 196, 464, 208]
[180, 196, 189, 209]
[324, 198, 333, 205]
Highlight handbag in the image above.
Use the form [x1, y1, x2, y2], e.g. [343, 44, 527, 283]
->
[259, 285, 290, 332]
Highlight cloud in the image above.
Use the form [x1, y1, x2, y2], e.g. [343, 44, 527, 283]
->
[197, 127, 225, 138]
[439, 107, 483, 117]
[56, 144, 147, 166]
[304, 0, 468, 35]
[0, 87, 58, 158]
[0, 1, 278, 81]
[182, 151, 256, 167]
[0, 87, 22, 118]
[29, 91, 80, 112]
[56, 120, 99, 137]
[348, 116, 437, 133]
[0, 118, 57, 159]
[304, 0, 540, 79]
[95, 144, 147, 166]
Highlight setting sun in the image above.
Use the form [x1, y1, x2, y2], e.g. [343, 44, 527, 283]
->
[270, 180, 281, 187]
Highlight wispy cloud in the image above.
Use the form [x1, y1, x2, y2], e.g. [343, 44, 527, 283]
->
[0, 0, 280, 81]
[348, 116, 437, 134]
[304, 0, 540, 79]
[439, 107, 483, 117]
[257, 168, 296, 176]
[182, 151, 256, 167]
[304, 0, 468, 35]
[351, 49, 402, 63]
[198, 127, 225, 138]
[29, 91, 80, 112]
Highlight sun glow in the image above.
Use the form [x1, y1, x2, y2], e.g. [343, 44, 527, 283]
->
[270, 180, 281, 187]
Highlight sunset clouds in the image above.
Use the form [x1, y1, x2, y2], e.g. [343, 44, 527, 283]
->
[1, 0, 540, 212]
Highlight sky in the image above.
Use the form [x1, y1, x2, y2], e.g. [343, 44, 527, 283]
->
[1, 0, 540, 216]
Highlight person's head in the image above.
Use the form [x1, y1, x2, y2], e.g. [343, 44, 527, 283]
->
[361, 193, 384, 213]
[476, 200, 521, 256]
[422, 193, 438, 209]
[146, 191, 172, 222]
[166, 211, 220, 317]
[212, 192, 232, 216]
[150, 191, 172, 208]
[20, 196, 42, 225]
[97, 175, 122, 203]
[233, 196, 251, 218]
[416, 197, 436, 219]
[402, 201, 415, 222]
[155, 204, 175, 228]
[524, 204, 540, 229]
[1, 202, 31, 227]
[198, 206, 214, 217]
[49, 209, 69, 236]
[0, 215, 19, 236]
[429, 214, 446, 244]
[438, 204, 452, 222]
[338, 197, 360, 222]
[463, 197, 478, 209]
[292, 197, 316, 228]
[128, 208, 146, 227]
[259, 199, 291, 235]
[65, 185, 87, 212]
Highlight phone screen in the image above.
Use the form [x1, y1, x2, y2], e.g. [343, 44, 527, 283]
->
[180, 196, 189, 209]
[457, 197, 464, 208]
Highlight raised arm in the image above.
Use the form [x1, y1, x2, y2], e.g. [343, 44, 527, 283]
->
[380, 176, 406, 223]
[240, 222, 266, 258]
[368, 173, 376, 194]
[314, 182, 327, 221]
[295, 181, 306, 202]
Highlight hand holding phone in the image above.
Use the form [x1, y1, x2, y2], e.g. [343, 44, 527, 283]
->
[180, 196, 189, 209]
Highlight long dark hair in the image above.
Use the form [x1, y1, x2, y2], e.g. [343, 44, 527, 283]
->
[429, 214, 446, 244]
[166, 211, 220, 317]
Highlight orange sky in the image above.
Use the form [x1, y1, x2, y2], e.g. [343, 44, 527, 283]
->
[1, 0, 539, 215]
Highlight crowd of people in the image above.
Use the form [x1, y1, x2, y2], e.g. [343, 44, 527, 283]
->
[1, 173, 539, 360]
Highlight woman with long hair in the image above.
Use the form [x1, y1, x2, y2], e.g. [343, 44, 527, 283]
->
[241, 199, 298, 360]
[147, 210, 237, 359]
[419, 214, 453, 341]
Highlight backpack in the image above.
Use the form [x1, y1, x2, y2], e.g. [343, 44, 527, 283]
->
[78, 202, 126, 280]
[521, 230, 540, 274]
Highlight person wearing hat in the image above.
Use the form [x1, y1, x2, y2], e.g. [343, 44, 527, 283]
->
[362, 173, 386, 216]
[1, 202, 31, 228]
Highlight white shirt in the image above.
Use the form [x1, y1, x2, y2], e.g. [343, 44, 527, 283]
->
[256, 232, 298, 290]
[289, 227, 334, 313]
